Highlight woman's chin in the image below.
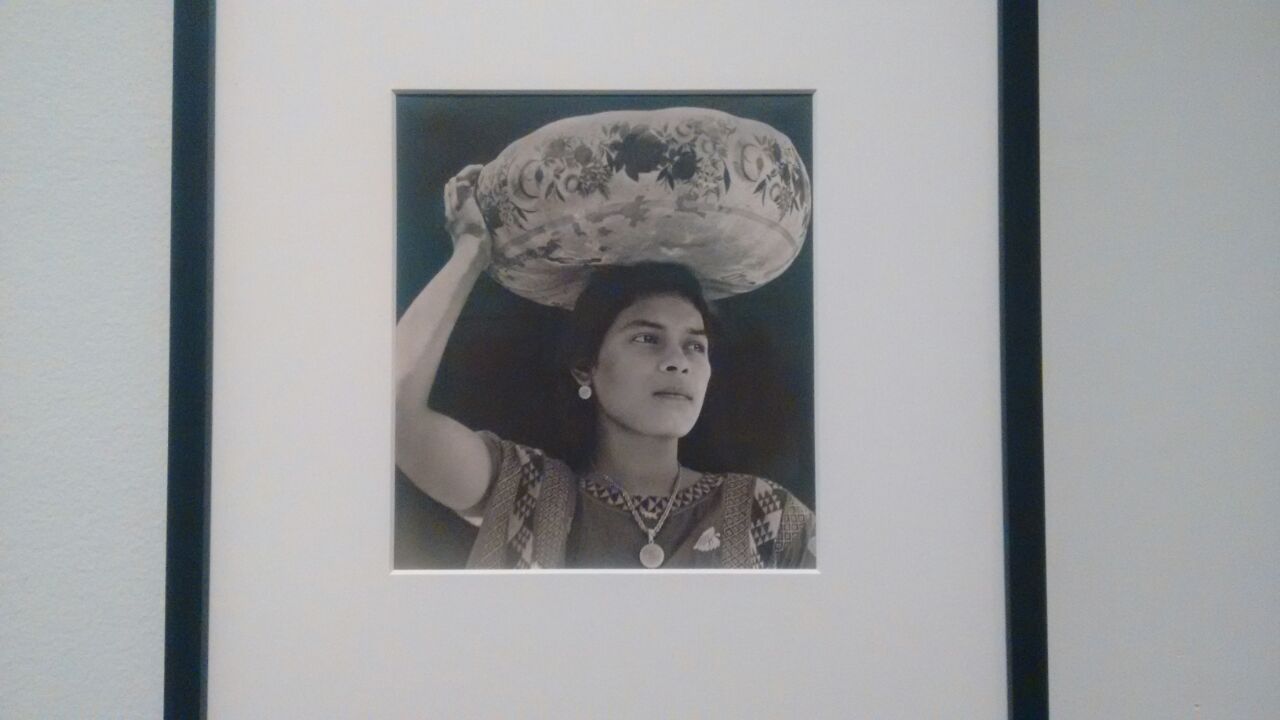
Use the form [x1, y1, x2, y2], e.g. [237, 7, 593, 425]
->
[608, 416, 698, 441]
[645, 406, 703, 436]
[644, 416, 700, 439]
[599, 399, 703, 440]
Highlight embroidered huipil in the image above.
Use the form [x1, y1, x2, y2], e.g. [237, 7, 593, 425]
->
[464, 432, 816, 570]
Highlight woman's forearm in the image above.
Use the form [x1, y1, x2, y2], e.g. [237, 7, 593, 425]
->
[395, 235, 487, 409]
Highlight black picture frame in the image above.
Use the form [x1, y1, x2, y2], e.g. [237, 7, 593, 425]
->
[165, 1, 1045, 716]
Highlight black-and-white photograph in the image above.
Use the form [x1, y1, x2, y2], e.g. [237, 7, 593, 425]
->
[394, 94, 815, 569]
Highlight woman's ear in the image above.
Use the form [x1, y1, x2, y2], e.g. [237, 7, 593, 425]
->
[569, 367, 592, 387]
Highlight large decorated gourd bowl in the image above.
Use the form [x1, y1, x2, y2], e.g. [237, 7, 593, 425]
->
[473, 107, 811, 308]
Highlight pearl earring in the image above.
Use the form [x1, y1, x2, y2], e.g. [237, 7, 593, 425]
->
[578, 384, 592, 400]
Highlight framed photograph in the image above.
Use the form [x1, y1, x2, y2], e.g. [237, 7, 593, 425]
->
[168, 1, 1044, 717]
[393, 93, 816, 571]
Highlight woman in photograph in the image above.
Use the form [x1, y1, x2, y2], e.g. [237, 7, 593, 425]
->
[395, 109, 816, 569]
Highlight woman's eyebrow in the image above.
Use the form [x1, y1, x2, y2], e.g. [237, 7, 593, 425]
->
[619, 319, 707, 335]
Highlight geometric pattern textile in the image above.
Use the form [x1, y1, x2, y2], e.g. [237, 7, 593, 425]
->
[580, 473, 726, 522]
[466, 433, 814, 569]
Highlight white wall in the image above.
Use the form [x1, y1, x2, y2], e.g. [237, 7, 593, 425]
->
[1041, 3, 1279, 718]
[2, 2, 1277, 717]
[0, 2, 173, 717]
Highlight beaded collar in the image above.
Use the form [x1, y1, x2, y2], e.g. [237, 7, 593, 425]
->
[580, 472, 725, 522]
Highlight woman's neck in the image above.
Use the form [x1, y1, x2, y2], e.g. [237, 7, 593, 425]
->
[591, 424, 683, 497]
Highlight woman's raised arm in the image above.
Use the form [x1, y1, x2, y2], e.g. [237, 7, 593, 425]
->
[394, 165, 494, 512]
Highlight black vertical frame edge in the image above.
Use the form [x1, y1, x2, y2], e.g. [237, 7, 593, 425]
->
[166, 0, 214, 718]
[999, 2, 1048, 719]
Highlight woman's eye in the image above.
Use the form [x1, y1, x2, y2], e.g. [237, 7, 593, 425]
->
[631, 333, 659, 344]
[686, 341, 707, 354]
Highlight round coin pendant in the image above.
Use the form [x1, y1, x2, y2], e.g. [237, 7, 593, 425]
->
[639, 542, 665, 569]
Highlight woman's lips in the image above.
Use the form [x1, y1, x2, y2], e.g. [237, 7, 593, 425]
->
[653, 391, 693, 401]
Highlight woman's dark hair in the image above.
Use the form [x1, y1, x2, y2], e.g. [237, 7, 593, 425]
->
[553, 262, 719, 470]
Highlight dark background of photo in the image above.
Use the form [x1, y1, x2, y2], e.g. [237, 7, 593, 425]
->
[395, 93, 814, 569]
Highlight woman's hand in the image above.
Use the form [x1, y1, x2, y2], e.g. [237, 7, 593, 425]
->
[443, 164, 492, 263]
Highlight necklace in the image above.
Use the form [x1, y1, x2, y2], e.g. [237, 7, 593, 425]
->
[600, 466, 683, 569]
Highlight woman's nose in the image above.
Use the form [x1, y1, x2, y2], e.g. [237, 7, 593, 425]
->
[661, 350, 690, 373]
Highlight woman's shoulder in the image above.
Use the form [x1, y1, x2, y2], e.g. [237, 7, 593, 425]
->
[713, 472, 815, 569]
[717, 472, 813, 515]
[476, 430, 572, 476]
[466, 431, 577, 569]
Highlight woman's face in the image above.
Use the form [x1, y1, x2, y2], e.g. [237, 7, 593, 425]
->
[584, 293, 711, 440]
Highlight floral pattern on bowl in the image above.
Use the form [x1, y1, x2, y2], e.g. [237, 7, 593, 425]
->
[473, 108, 810, 308]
